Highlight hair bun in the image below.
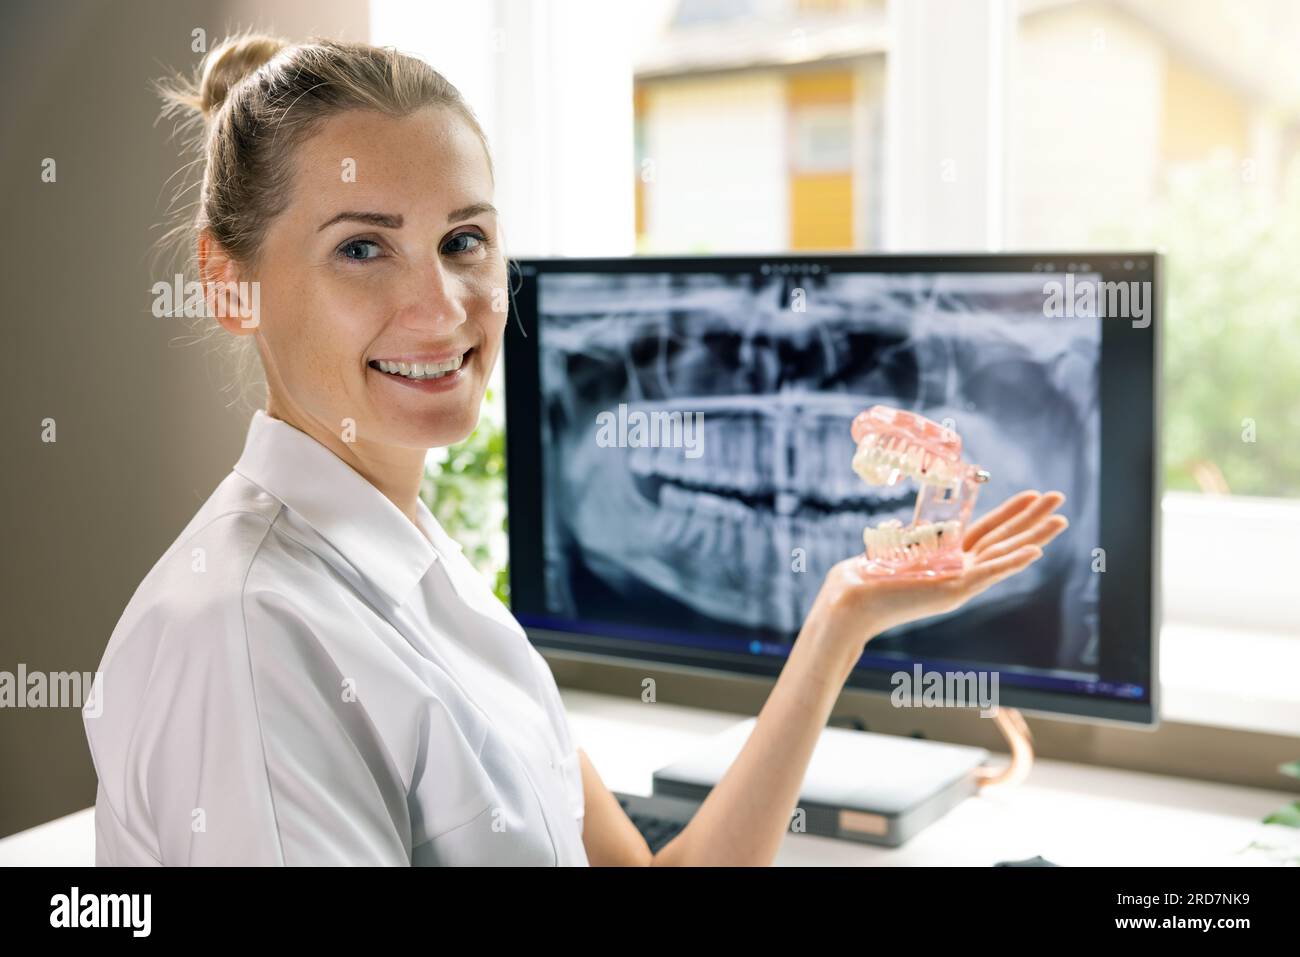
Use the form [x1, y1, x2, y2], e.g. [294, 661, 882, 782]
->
[197, 33, 287, 120]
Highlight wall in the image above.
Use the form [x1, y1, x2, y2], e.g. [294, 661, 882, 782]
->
[0, 0, 369, 840]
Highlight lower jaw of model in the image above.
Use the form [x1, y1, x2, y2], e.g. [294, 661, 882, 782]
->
[850, 410, 989, 579]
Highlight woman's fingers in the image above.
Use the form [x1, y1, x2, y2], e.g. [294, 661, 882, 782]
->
[968, 491, 1065, 555]
[974, 514, 1069, 563]
[958, 544, 1042, 596]
[961, 490, 1040, 551]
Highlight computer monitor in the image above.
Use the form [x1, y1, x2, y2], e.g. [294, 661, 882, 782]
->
[504, 253, 1160, 726]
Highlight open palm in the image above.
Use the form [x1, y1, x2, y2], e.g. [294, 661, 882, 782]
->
[814, 490, 1069, 646]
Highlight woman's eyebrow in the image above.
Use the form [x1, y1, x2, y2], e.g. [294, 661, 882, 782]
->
[316, 204, 496, 231]
[447, 202, 497, 224]
[317, 211, 403, 231]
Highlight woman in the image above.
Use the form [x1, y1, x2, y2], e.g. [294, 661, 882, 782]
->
[84, 33, 1067, 866]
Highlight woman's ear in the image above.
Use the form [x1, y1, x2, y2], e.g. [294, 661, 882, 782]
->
[197, 231, 260, 337]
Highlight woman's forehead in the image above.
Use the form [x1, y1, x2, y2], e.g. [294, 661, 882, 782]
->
[291, 106, 493, 207]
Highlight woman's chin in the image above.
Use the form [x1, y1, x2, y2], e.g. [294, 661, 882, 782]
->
[365, 370, 485, 446]
[380, 401, 481, 450]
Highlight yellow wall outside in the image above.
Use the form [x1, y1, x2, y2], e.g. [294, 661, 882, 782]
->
[786, 70, 854, 105]
[787, 70, 855, 250]
[1161, 54, 1248, 163]
[789, 175, 854, 249]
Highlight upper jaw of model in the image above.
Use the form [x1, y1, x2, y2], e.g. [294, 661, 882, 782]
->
[850, 405, 989, 578]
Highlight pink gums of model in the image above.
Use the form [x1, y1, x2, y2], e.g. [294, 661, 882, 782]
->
[850, 405, 990, 578]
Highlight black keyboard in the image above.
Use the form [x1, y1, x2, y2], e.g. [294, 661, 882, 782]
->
[613, 791, 699, 854]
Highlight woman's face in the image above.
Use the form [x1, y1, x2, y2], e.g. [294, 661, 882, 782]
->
[247, 105, 506, 451]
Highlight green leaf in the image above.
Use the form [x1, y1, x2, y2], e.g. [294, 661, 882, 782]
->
[1262, 800, 1300, 828]
[419, 392, 510, 602]
[1279, 760, 1300, 779]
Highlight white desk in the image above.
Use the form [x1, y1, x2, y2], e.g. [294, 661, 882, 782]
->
[0, 807, 94, 866]
[560, 688, 1300, 867]
[4, 689, 1295, 866]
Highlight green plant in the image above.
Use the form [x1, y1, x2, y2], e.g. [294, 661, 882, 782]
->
[1239, 759, 1300, 865]
[1098, 153, 1300, 498]
[1264, 759, 1300, 828]
[418, 385, 511, 606]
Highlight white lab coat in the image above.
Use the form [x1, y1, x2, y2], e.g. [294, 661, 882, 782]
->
[83, 409, 588, 866]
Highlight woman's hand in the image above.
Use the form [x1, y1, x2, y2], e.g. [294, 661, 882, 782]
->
[641, 490, 1068, 867]
[804, 490, 1069, 657]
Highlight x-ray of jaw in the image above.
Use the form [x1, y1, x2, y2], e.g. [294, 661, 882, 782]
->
[537, 271, 1102, 677]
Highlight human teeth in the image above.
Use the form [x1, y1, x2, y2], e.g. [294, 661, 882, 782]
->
[862, 519, 960, 562]
[375, 354, 466, 379]
[852, 434, 956, 488]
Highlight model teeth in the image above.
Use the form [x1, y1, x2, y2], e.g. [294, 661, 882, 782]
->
[375, 354, 464, 379]
[852, 433, 957, 488]
[862, 519, 960, 563]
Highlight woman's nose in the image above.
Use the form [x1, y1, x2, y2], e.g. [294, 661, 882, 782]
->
[398, 258, 469, 332]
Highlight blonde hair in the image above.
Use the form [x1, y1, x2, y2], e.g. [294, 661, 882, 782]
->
[157, 30, 494, 269]
[153, 31, 499, 406]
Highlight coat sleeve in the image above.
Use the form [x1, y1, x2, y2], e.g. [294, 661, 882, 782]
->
[136, 585, 412, 866]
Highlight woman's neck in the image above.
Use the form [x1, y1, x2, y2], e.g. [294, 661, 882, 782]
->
[264, 400, 427, 527]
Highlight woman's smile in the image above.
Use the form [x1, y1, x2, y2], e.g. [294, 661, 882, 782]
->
[368, 347, 475, 392]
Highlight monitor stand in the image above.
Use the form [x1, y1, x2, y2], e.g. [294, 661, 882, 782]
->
[650, 707, 1035, 847]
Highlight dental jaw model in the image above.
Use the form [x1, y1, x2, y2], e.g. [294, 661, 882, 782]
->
[850, 405, 990, 578]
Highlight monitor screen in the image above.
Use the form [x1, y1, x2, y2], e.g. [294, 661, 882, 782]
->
[505, 254, 1159, 725]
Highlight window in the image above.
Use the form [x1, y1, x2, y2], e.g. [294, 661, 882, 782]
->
[373, 0, 1300, 649]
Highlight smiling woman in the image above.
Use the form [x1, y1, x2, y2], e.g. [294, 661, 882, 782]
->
[83, 32, 596, 868]
[160, 37, 508, 463]
[83, 30, 1068, 870]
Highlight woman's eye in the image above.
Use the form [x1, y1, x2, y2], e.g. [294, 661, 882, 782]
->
[338, 239, 383, 261]
[443, 232, 486, 255]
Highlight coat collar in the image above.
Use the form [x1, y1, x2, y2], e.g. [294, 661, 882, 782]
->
[232, 409, 462, 609]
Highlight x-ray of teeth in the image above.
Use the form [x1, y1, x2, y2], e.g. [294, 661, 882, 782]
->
[536, 270, 1102, 678]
